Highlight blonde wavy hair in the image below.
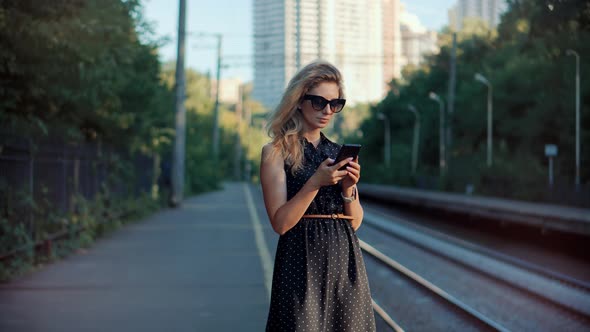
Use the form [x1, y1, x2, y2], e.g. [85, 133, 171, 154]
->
[266, 60, 344, 173]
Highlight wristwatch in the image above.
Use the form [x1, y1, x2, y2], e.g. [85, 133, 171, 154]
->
[341, 186, 357, 203]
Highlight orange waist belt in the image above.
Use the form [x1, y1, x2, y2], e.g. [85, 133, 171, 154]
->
[301, 214, 354, 220]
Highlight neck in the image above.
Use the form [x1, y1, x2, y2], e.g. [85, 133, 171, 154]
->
[302, 129, 322, 146]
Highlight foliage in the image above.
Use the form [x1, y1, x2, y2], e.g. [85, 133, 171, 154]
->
[0, 0, 243, 281]
[0, 0, 238, 195]
[230, 83, 271, 183]
[0, 183, 162, 282]
[352, 0, 590, 206]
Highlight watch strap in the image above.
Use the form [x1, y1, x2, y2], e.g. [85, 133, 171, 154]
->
[341, 186, 357, 203]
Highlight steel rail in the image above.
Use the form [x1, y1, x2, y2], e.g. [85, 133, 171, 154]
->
[361, 239, 511, 332]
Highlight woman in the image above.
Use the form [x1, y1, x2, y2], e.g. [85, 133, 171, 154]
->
[260, 60, 376, 331]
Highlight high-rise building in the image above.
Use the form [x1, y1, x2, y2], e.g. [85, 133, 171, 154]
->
[253, 0, 391, 110]
[399, 4, 438, 68]
[448, 0, 508, 31]
[382, 0, 402, 90]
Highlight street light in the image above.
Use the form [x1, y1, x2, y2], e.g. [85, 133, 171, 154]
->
[428, 92, 445, 175]
[474, 72, 493, 167]
[566, 49, 581, 189]
[408, 104, 420, 175]
[377, 112, 391, 168]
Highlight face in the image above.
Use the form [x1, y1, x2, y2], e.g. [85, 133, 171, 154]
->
[299, 81, 342, 131]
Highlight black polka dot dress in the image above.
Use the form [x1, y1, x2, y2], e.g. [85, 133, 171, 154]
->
[266, 133, 376, 332]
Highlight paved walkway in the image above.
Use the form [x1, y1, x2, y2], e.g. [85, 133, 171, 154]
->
[0, 182, 273, 332]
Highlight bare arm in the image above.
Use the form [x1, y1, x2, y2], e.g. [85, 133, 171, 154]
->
[260, 144, 351, 235]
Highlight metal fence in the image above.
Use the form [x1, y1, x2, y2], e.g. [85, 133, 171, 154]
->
[0, 134, 156, 241]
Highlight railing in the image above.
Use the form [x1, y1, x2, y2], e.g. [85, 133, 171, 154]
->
[0, 134, 158, 262]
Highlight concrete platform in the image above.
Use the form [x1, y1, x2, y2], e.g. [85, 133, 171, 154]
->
[0, 182, 272, 332]
[360, 183, 590, 236]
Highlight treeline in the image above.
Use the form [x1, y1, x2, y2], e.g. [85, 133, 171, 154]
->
[2, 0, 163, 148]
[0, 0, 268, 277]
[354, 0, 590, 206]
[0, 0, 258, 196]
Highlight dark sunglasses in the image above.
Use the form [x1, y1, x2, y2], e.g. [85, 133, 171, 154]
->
[302, 94, 346, 113]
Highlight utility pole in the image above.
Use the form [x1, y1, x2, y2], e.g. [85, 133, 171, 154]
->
[243, 92, 252, 182]
[234, 85, 243, 180]
[447, 33, 456, 171]
[212, 34, 223, 163]
[171, 0, 186, 207]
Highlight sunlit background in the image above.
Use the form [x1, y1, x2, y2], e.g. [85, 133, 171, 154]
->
[1, 1, 590, 331]
[1, 0, 588, 283]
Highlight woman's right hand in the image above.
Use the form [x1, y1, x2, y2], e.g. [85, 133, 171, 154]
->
[309, 158, 352, 189]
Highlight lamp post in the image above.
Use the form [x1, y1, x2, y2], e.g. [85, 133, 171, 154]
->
[377, 112, 391, 168]
[428, 92, 445, 175]
[408, 104, 420, 175]
[566, 49, 581, 189]
[474, 73, 493, 167]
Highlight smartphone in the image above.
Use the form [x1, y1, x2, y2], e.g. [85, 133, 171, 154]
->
[333, 144, 361, 170]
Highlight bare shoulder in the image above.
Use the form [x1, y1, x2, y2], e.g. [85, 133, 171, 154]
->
[261, 143, 281, 166]
[261, 142, 273, 158]
[260, 143, 286, 194]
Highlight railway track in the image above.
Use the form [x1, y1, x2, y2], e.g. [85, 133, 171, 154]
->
[359, 208, 590, 331]
[364, 239, 508, 331]
[365, 203, 590, 292]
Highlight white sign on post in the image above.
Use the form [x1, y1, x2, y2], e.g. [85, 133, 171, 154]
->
[545, 144, 558, 157]
[545, 144, 558, 187]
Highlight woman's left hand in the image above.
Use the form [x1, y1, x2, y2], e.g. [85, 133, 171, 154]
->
[341, 156, 360, 191]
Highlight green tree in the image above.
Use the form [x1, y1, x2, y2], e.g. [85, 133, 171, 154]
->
[351, 0, 590, 206]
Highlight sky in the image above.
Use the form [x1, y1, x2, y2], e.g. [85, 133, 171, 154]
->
[142, 0, 457, 83]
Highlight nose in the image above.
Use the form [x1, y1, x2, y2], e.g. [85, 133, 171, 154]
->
[322, 103, 333, 114]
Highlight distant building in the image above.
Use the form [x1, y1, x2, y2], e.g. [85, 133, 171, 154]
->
[399, 4, 438, 68]
[210, 78, 243, 104]
[448, 0, 508, 30]
[253, 0, 397, 109]
[382, 0, 403, 89]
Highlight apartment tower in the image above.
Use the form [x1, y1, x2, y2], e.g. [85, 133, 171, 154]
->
[448, 0, 508, 30]
[253, 0, 393, 110]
